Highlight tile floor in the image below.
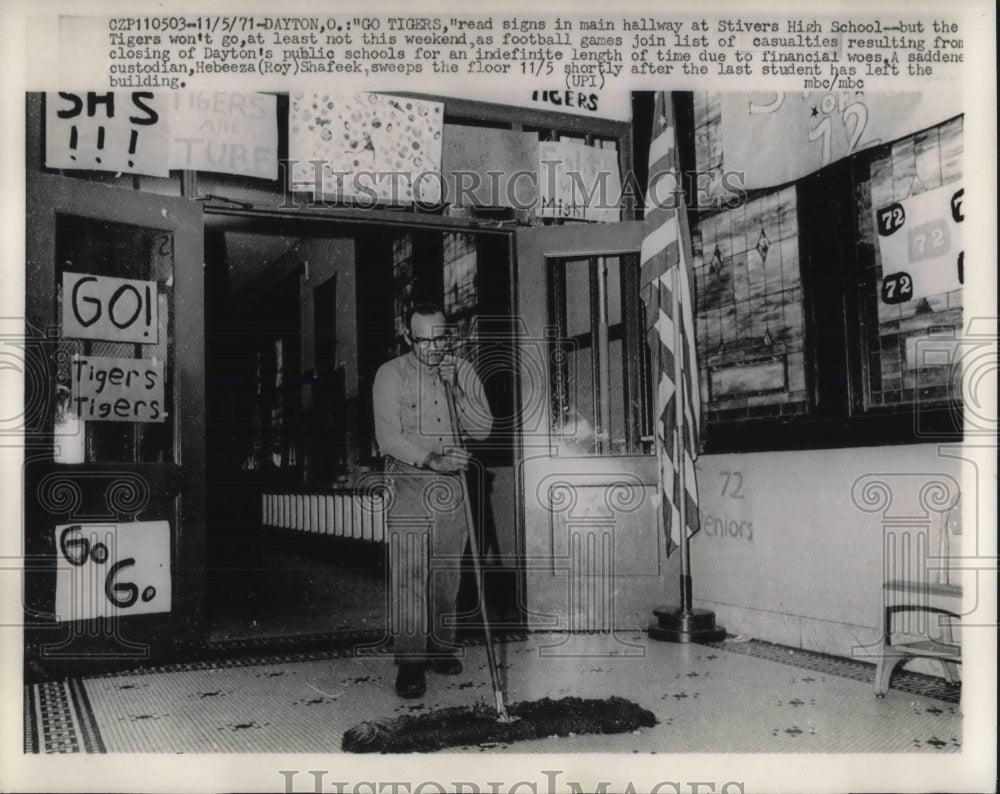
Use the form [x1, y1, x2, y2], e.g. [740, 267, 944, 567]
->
[27, 632, 961, 755]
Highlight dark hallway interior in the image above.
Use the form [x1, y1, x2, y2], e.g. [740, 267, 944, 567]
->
[202, 220, 521, 646]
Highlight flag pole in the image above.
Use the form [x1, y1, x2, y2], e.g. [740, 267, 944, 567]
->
[648, 266, 723, 642]
[647, 92, 725, 644]
[673, 264, 694, 614]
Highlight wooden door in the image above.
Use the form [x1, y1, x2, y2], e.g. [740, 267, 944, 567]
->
[515, 223, 680, 647]
[23, 172, 205, 680]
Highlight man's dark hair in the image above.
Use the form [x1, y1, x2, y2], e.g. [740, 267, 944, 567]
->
[405, 301, 446, 333]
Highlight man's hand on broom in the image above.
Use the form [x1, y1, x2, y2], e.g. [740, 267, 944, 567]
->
[425, 447, 472, 472]
[437, 355, 458, 387]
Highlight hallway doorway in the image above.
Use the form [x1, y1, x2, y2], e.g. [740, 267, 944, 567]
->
[201, 213, 520, 647]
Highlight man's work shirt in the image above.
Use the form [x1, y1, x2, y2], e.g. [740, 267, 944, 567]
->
[373, 352, 493, 467]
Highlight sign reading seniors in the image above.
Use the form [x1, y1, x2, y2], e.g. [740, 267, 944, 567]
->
[45, 91, 170, 177]
[54, 521, 172, 621]
[168, 92, 278, 179]
[287, 91, 445, 204]
[696, 460, 754, 543]
[719, 91, 963, 189]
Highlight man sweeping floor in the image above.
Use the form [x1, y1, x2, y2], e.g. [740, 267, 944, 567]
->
[349, 301, 657, 752]
[372, 301, 494, 699]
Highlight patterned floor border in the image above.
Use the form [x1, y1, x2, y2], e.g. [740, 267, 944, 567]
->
[25, 678, 105, 754]
[702, 636, 961, 704]
[24, 632, 960, 753]
[69, 628, 530, 680]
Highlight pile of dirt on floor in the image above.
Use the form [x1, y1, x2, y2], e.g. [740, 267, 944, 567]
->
[342, 695, 657, 753]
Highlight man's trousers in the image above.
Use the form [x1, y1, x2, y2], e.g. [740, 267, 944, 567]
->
[383, 458, 468, 662]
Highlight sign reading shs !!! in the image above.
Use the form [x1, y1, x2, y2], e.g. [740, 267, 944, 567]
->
[62, 272, 159, 344]
[72, 355, 165, 423]
[876, 184, 964, 305]
[46, 91, 169, 177]
[54, 521, 171, 621]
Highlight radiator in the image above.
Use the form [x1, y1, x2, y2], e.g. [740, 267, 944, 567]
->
[261, 492, 386, 543]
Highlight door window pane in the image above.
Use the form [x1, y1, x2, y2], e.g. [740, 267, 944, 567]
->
[605, 257, 622, 325]
[549, 253, 647, 456]
[608, 338, 626, 453]
[565, 346, 595, 452]
[564, 260, 591, 336]
[54, 214, 174, 463]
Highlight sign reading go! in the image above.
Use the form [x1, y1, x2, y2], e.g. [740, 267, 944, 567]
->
[62, 271, 160, 344]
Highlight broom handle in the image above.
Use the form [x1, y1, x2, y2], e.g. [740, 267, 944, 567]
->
[444, 380, 511, 722]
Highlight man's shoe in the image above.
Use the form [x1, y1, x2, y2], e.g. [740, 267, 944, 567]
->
[427, 655, 463, 675]
[395, 663, 427, 698]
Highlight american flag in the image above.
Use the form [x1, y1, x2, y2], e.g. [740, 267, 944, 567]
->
[639, 92, 702, 555]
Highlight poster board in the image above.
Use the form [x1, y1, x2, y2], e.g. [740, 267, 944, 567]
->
[287, 91, 445, 204]
[168, 91, 278, 178]
[54, 520, 172, 621]
[71, 354, 166, 423]
[537, 139, 621, 222]
[875, 182, 964, 304]
[61, 272, 160, 344]
[45, 90, 170, 176]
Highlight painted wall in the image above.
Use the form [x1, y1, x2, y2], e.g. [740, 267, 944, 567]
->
[690, 443, 968, 672]
[295, 236, 359, 397]
[485, 465, 517, 565]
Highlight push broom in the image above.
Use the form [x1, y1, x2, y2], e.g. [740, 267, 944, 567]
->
[341, 379, 657, 753]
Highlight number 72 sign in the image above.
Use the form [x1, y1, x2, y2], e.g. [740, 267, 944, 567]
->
[54, 521, 171, 621]
[876, 184, 963, 305]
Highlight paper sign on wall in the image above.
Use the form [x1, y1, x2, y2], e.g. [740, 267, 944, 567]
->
[875, 183, 964, 305]
[696, 460, 754, 544]
[169, 92, 278, 179]
[718, 92, 963, 191]
[537, 141, 622, 223]
[54, 521, 171, 621]
[45, 91, 170, 177]
[62, 272, 160, 344]
[287, 92, 445, 204]
[72, 355, 166, 423]
[441, 124, 539, 209]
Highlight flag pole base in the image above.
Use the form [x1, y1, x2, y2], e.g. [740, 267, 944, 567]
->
[647, 607, 726, 644]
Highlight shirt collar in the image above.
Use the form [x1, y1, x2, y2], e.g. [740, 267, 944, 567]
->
[406, 350, 438, 376]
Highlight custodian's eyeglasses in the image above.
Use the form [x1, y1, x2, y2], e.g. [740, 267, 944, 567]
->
[411, 333, 455, 350]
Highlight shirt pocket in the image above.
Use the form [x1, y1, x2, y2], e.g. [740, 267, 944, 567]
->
[399, 383, 420, 432]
